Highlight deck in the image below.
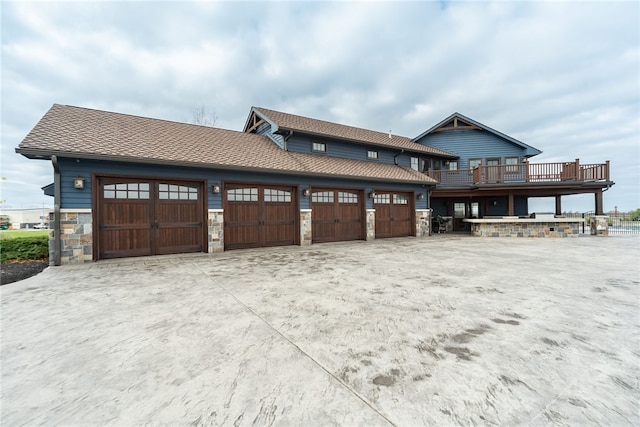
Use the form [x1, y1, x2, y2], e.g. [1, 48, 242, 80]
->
[426, 160, 610, 186]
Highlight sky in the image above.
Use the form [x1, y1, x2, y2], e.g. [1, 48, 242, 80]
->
[1, 1, 638, 213]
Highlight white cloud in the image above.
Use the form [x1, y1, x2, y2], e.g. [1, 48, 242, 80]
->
[1, 0, 638, 212]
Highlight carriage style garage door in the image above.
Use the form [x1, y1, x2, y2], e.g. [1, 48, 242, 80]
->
[96, 177, 205, 260]
[374, 191, 414, 238]
[224, 183, 298, 250]
[311, 188, 365, 243]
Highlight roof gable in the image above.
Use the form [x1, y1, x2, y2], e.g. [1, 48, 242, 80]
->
[249, 107, 457, 158]
[412, 112, 542, 157]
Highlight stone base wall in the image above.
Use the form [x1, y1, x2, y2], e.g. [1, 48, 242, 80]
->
[590, 216, 609, 236]
[300, 209, 312, 246]
[416, 209, 431, 237]
[366, 209, 375, 241]
[50, 211, 93, 265]
[208, 210, 224, 252]
[470, 221, 581, 237]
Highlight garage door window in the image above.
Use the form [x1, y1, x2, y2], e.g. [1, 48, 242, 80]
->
[103, 183, 150, 199]
[264, 189, 291, 202]
[393, 194, 409, 205]
[312, 191, 334, 203]
[338, 192, 358, 203]
[227, 188, 258, 202]
[374, 194, 390, 204]
[159, 183, 198, 200]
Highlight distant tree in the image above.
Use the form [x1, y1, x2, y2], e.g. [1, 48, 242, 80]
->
[191, 105, 218, 127]
[630, 208, 640, 221]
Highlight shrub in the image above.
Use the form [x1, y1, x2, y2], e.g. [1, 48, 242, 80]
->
[0, 235, 49, 262]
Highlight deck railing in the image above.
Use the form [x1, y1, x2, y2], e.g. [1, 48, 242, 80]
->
[427, 159, 610, 185]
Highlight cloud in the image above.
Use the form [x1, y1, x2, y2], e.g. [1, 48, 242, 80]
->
[1, 1, 638, 211]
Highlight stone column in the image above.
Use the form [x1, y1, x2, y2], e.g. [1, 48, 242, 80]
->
[416, 209, 431, 237]
[366, 209, 375, 241]
[590, 215, 609, 236]
[300, 209, 312, 246]
[208, 209, 224, 252]
[54, 209, 93, 265]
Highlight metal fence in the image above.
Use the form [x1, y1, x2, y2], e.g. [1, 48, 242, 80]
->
[562, 211, 640, 235]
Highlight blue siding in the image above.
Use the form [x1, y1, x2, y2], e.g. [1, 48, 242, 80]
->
[285, 133, 423, 168]
[255, 121, 284, 148]
[415, 129, 526, 169]
[57, 158, 430, 211]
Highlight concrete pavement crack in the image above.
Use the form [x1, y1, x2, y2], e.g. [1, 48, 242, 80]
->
[191, 262, 397, 427]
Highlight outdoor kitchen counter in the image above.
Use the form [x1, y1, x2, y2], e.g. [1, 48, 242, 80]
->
[463, 216, 584, 237]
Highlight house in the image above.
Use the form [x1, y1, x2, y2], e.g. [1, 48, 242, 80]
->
[16, 104, 613, 265]
[414, 113, 613, 231]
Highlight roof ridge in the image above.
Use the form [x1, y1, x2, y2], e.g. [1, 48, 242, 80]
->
[51, 104, 242, 133]
[254, 106, 409, 139]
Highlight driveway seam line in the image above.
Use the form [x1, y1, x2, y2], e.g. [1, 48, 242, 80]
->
[191, 261, 397, 427]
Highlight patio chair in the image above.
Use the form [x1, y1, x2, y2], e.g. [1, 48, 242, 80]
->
[436, 215, 448, 233]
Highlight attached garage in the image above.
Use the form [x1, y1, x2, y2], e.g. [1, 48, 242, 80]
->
[310, 188, 365, 243]
[373, 191, 415, 238]
[95, 176, 206, 260]
[223, 183, 298, 250]
[17, 104, 439, 265]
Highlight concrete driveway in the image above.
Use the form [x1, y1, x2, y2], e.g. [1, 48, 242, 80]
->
[1, 236, 639, 426]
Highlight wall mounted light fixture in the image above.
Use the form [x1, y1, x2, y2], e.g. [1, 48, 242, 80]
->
[303, 187, 311, 197]
[369, 191, 377, 199]
[493, 200, 497, 206]
[212, 184, 221, 194]
[416, 192, 424, 200]
[73, 176, 84, 189]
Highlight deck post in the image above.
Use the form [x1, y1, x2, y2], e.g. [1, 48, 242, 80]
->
[575, 158, 580, 180]
[524, 159, 530, 182]
[555, 195, 562, 216]
[595, 190, 604, 215]
[508, 193, 514, 216]
[605, 160, 610, 181]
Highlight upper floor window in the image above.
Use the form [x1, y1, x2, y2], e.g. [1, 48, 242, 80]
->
[411, 157, 420, 171]
[469, 158, 482, 170]
[505, 157, 520, 172]
[312, 142, 326, 153]
[367, 150, 379, 160]
[448, 161, 458, 170]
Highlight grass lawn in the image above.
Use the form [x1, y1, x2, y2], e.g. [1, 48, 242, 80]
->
[0, 230, 49, 240]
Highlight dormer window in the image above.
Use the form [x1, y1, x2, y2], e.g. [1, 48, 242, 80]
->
[411, 157, 419, 171]
[367, 150, 379, 160]
[312, 142, 326, 153]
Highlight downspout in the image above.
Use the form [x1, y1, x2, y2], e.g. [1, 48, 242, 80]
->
[283, 130, 293, 151]
[51, 155, 61, 266]
[393, 149, 404, 165]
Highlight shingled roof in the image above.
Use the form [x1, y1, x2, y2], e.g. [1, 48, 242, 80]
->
[16, 104, 437, 185]
[251, 107, 457, 158]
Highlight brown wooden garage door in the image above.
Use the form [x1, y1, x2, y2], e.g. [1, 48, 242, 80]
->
[311, 188, 364, 243]
[224, 183, 298, 250]
[374, 191, 414, 238]
[96, 177, 205, 260]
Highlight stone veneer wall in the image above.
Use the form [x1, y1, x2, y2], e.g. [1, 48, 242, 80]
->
[50, 210, 93, 265]
[470, 221, 581, 237]
[416, 209, 431, 237]
[300, 209, 312, 246]
[207, 209, 224, 252]
[366, 209, 375, 241]
[590, 216, 609, 236]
